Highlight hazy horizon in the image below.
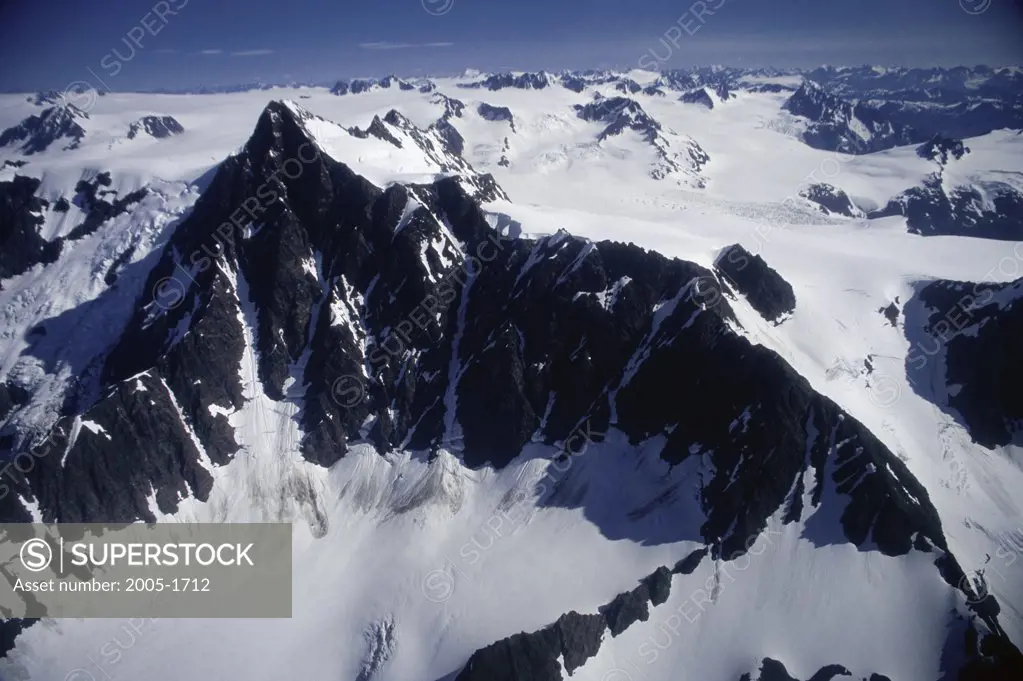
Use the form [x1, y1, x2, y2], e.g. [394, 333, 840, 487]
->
[2, 0, 1022, 92]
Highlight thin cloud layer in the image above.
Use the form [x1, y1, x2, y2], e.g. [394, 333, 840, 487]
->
[195, 49, 274, 57]
[358, 41, 454, 50]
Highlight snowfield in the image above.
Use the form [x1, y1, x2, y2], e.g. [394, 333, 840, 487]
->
[1, 69, 1022, 681]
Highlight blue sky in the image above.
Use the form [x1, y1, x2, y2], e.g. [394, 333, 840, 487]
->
[1, 0, 1021, 91]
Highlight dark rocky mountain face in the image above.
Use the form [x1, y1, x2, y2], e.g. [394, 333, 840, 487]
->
[916, 134, 969, 165]
[783, 81, 922, 154]
[614, 78, 642, 94]
[575, 97, 662, 143]
[729, 657, 1019, 681]
[456, 610, 605, 681]
[712, 81, 734, 101]
[65, 171, 149, 239]
[646, 66, 1014, 142]
[714, 244, 796, 323]
[380, 75, 416, 91]
[680, 88, 715, 109]
[126, 115, 184, 139]
[805, 65, 1023, 105]
[658, 70, 699, 91]
[871, 96, 1023, 145]
[434, 93, 466, 119]
[330, 76, 417, 95]
[588, 66, 1022, 148]
[0, 103, 88, 154]
[433, 118, 465, 157]
[863, 128, 1020, 240]
[0, 172, 147, 288]
[869, 174, 1023, 241]
[574, 96, 710, 180]
[460, 71, 552, 91]
[2, 98, 1020, 677]
[0, 176, 57, 284]
[657, 68, 743, 98]
[477, 102, 515, 131]
[560, 75, 587, 93]
[348, 115, 403, 146]
[904, 277, 1023, 449]
[744, 82, 794, 94]
[828, 93, 1017, 142]
[27, 91, 62, 106]
[739, 658, 856, 681]
[783, 69, 1023, 152]
[349, 79, 375, 94]
[800, 183, 864, 218]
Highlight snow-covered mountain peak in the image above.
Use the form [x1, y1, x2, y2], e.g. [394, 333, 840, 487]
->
[783, 79, 921, 153]
[125, 114, 185, 140]
[574, 95, 710, 184]
[0, 101, 89, 155]
[433, 92, 467, 119]
[233, 99, 505, 202]
[460, 70, 554, 91]
[784, 79, 849, 123]
[680, 87, 717, 109]
[330, 74, 425, 96]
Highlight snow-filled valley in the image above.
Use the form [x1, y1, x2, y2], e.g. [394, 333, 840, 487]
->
[1, 67, 1022, 681]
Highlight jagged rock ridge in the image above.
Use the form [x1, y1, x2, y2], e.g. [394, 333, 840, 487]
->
[126, 115, 185, 139]
[783, 80, 923, 154]
[869, 174, 1023, 241]
[574, 96, 710, 182]
[800, 183, 865, 218]
[917, 134, 969, 165]
[905, 277, 1023, 449]
[714, 244, 796, 323]
[459, 71, 552, 91]
[477, 102, 515, 131]
[0, 172, 147, 287]
[458, 545, 1018, 681]
[0, 103, 89, 154]
[0, 176, 56, 284]
[680, 88, 715, 109]
[330, 75, 422, 95]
